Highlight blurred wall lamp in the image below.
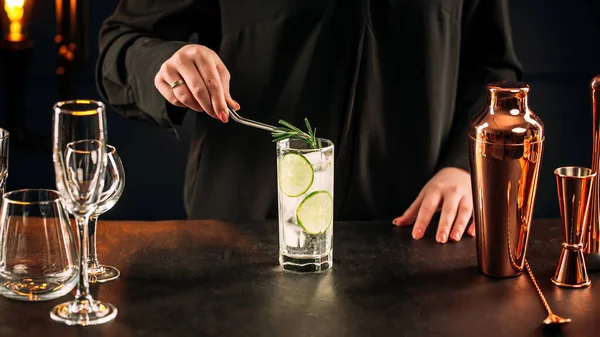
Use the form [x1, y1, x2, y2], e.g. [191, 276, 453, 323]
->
[2, 0, 33, 45]
[0, 0, 88, 149]
[55, 0, 89, 100]
[1, 0, 35, 148]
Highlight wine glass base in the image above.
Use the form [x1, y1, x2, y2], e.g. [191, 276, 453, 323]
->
[88, 265, 120, 283]
[50, 300, 117, 326]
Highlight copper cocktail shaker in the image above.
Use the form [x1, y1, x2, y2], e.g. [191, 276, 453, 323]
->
[585, 75, 600, 255]
[468, 82, 544, 278]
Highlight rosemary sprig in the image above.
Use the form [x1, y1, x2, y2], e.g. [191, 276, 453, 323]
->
[272, 118, 323, 149]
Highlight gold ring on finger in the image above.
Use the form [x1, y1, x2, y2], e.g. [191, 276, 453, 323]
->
[170, 79, 184, 89]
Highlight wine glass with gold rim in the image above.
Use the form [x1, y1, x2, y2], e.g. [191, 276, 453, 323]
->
[87, 144, 125, 283]
[50, 99, 117, 326]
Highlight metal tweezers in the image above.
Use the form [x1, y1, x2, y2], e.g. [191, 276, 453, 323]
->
[227, 106, 280, 133]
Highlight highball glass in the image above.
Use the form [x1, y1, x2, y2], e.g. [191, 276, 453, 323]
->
[277, 138, 334, 272]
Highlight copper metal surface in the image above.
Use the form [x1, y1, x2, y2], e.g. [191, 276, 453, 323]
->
[585, 75, 600, 254]
[469, 81, 544, 277]
[552, 167, 595, 288]
[524, 260, 572, 325]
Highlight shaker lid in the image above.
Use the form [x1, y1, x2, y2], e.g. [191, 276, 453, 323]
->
[469, 81, 544, 145]
[592, 75, 600, 88]
[487, 81, 530, 92]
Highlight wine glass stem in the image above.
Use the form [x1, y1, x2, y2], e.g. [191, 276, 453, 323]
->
[88, 215, 102, 271]
[75, 215, 94, 304]
[0, 180, 5, 204]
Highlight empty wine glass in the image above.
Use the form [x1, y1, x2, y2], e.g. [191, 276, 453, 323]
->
[50, 99, 117, 326]
[0, 189, 78, 301]
[88, 144, 125, 283]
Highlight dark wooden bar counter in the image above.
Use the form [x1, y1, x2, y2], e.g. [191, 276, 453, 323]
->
[0, 218, 599, 336]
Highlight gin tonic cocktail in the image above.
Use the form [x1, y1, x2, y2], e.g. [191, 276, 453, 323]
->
[277, 138, 334, 272]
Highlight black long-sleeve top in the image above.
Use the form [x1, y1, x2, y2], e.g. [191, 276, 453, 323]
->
[97, 0, 522, 221]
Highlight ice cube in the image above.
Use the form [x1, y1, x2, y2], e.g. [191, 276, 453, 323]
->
[283, 223, 300, 247]
[282, 196, 300, 220]
[309, 159, 333, 192]
[304, 151, 327, 171]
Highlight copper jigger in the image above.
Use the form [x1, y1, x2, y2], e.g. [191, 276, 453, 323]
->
[552, 166, 595, 288]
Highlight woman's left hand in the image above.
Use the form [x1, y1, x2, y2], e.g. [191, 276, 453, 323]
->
[392, 167, 475, 243]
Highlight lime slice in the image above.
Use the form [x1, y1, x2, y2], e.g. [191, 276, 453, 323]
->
[279, 153, 314, 197]
[296, 191, 333, 234]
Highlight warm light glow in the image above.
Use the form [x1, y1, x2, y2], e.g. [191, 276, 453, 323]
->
[476, 122, 489, 135]
[4, 0, 26, 42]
[72, 109, 99, 116]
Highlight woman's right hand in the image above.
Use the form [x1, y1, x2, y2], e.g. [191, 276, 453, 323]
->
[154, 44, 240, 123]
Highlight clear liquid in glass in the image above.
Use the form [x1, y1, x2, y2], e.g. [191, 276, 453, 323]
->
[277, 139, 334, 272]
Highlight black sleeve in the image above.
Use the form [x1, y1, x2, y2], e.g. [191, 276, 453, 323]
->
[95, 0, 219, 136]
[438, 0, 523, 172]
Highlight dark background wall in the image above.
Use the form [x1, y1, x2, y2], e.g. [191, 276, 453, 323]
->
[0, 0, 598, 221]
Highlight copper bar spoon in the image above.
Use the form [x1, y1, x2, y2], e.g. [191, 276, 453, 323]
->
[524, 260, 572, 325]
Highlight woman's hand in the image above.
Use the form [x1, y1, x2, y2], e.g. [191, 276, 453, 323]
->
[393, 167, 475, 243]
[154, 44, 240, 123]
